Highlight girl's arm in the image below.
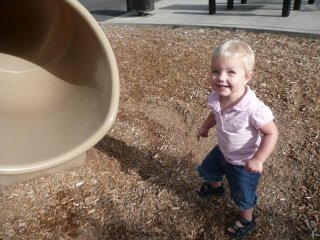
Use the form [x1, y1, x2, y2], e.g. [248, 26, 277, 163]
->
[245, 120, 278, 173]
[197, 111, 216, 141]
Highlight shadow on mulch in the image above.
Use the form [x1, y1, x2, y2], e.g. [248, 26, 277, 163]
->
[96, 135, 307, 239]
[96, 135, 200, 201]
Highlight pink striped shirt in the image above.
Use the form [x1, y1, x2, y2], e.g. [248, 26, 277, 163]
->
[208, 87, 274, 165]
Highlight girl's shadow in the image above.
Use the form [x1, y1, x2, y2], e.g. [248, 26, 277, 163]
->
[96, 135, 199, 201]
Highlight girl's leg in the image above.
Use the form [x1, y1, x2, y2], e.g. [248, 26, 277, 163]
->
[222, 160, 261, 211]
[197, 146, 226, 198]
[240, 208, 254, 221]
[197, 145, 225, 183]
[222, 160, 260, 236]
[210, 181, 222, 188]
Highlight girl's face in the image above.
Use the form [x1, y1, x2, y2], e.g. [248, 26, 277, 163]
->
[209, 57, 252, 102]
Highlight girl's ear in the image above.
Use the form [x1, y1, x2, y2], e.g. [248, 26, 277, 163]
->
[246, 72, 253, 82]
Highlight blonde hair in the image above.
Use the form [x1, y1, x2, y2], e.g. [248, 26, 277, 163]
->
[212, 40, 255, 74]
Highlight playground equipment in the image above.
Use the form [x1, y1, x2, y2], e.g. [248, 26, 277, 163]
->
[0, 0, 119, 185]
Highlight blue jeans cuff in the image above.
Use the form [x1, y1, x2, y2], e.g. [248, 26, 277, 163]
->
[197, 166, 223, 183]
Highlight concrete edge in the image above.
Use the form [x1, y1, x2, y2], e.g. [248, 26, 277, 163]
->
[100, 22, 320, 39]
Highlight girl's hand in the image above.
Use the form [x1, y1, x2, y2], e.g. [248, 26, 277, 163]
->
[196, 127, 210, 141]
[245, 158, 263, 174]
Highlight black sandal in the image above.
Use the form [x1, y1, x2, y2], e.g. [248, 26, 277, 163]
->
[225, 215, 257, 239]
[196, 182, 225, 198]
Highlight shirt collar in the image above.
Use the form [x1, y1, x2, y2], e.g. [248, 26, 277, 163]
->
[209, 86, 256, 112]
[233, 86, 256, 111]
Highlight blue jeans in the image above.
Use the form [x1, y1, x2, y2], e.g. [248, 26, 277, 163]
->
[197, 145, 261, 210]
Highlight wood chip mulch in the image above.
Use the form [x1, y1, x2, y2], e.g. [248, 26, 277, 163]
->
[1, 25, 319, 240]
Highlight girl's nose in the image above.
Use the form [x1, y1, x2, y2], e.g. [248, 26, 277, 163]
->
[217, 72, 227, 82]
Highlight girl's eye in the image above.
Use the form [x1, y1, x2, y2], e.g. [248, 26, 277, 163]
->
[228, 71, 236, 75]
[212, 70, 219, 74]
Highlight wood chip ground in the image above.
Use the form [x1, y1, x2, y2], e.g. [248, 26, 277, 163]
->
[1, 25, 319, 240]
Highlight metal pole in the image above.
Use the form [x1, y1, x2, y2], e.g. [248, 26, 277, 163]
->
[227, 0, 234, 9]
[209, 0, 216, 14]
[282, 0, 292, 16]
[126, 0, 132, 11]
[293, 0, 301, 10]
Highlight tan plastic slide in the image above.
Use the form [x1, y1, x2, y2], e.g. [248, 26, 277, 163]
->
[0, 0, 119, 185]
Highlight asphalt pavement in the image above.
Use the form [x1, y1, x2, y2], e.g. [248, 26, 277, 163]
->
[79, 0, 320, 37]
[79, 0, 128, 21]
